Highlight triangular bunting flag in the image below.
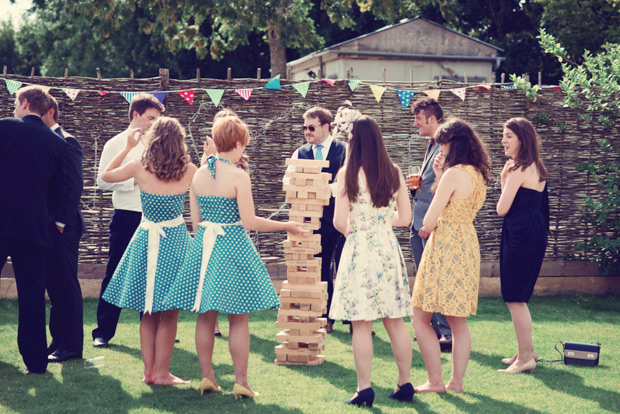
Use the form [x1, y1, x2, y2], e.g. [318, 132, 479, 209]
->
[63, 88, 80, 101]
[235, 89, 253, 101]
[423, 90, 441, 100]
[369, 85, 387, 103]
[477, 83, 492, 90]
[150, 92, 167, 104]
[451, 88, 466, 101]
[98, 90, 109, 96]
[263, 74, 281, 90]
[553, 86, 562, 93]
[4, 79, 22, 95]
[397, 90, 415, 110]
[205, 89, 225, 107]
[292, 82, 310, 98]
[501, 85, 516, 90]
[178, 90, 195, 104]
[121, 92, 139, 104]
[348, 80, 360, 91]
[320, 79, 335, 86]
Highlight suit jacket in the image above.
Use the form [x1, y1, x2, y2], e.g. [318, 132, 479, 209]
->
[412, 141, 440, 232]
[297, 139, 346, 234]
[0, 115, 67, 247]
[53, 126, 86, 235]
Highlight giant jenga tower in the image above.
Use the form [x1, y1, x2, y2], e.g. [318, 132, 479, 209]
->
[275, 158, 331, 366]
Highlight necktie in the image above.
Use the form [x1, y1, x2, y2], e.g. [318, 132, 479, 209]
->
[315, 144, 324, 160]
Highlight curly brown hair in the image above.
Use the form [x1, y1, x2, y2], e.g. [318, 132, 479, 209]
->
[141, 117, 190, 181]
[434, 118, 492, 188]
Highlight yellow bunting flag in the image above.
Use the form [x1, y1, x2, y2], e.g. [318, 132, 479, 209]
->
[369, 85, 387, 103]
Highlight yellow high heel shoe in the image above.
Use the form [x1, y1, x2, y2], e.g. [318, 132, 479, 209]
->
[501, 350, 539, 365]
[232, 383, 259, 400]
[199, 378, 222, 395]
[498, 358, 537, 374]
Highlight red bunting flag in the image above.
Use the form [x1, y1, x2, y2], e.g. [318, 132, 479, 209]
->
[98, 90, 109, 96]
[554, 86, 562, 93]
[235, 89, 253, 101]
[320, 79, 335, 86]
[178, 90, 195, 104]
[477, 84, 492, 90]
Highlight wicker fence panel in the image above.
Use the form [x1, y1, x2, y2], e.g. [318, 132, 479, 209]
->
[1, 74, 617, 266]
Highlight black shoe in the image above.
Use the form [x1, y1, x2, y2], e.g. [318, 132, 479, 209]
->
[48, 350, 82, 363]
[439, 334, 452, 352]
[389, 382, 414, 402]
[93, 337, 109, 348]
[345, 387, 374, 408]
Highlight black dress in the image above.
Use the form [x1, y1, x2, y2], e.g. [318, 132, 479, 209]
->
[500, 186, 549, 302]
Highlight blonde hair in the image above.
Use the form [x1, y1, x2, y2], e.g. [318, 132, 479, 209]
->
[212, 116, 251, 152]
[141, 117, 190, 181]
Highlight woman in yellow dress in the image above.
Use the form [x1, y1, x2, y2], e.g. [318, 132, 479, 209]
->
[411, 118, 491, 393]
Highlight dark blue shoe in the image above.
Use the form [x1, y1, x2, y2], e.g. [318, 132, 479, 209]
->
[389, 382, 414, 402]
[345, 387, 374, 408]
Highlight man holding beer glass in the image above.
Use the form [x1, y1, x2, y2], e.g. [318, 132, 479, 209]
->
[408, 97, 452, 351]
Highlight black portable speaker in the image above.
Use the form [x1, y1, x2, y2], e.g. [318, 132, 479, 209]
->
[563, 342, 601, 366]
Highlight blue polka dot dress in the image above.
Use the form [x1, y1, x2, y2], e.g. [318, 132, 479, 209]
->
[163, 196, 280, 314]
[103, 192, 191, 313]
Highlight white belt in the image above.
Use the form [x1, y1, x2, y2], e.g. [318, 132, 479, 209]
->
[140, 215, 186, 313]
[192, 220, 243, 312]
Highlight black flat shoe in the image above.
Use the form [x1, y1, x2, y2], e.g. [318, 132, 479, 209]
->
[345, 387, 374, 408]
[389, 382, 414, 402]
[48, 350, 82, 363]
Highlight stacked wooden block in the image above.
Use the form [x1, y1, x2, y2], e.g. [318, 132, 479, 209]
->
[275, 159, 331, 366]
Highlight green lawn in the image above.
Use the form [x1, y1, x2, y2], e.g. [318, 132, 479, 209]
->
[0, 296, 618, 414]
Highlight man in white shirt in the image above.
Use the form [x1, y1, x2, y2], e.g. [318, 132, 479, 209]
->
[287, 107, 346, 334]
[92, 93, 164, 348]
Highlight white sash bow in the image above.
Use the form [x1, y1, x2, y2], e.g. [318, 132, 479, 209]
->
[192, 220, 243, 312]
[140, 215, 186, 313]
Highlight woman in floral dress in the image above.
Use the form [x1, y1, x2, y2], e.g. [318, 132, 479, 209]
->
[329, 114, 413, 408]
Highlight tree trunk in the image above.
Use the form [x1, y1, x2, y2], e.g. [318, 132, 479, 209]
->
[267, 20, 287, 79]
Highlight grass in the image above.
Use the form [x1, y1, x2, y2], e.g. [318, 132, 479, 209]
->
[0, 296, 619, 414]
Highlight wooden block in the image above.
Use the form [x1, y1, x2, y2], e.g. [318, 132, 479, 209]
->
[290, 290, 300, 298]
[300, 304, 311, 311]
[286, 158, 329, 168]
[311, 303, 322, 311]
[286, 233, 322, 243]
[286, 197, 328, 206]
[276, 354, 287, 362]
[280, 289, 291, 297]
[280, 296, 325, 305]
[300, 166, 322, 174]
[294, 178, 307, 186]
[282, 281, 327, 292]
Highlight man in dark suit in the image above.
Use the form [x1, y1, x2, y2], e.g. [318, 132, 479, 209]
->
[41, 95, 86, 363]
[288, 106, 346, 333]
[0, 85, 67, 374]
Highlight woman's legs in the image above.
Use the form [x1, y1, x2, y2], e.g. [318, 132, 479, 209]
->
[153, 309, 189, 385]
[351, 320, 374, 391]
[382, 317, 412, 386]
[412, 307, 445, 393]
[196, 311, 219, 385]
[140, 312, 158, 383]
[228, 313, 252, 390]
[445, 316, 470, 392]
[505, 302, 536, 366]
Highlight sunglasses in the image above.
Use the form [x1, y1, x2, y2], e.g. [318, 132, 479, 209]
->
[302, 123, 324, 132]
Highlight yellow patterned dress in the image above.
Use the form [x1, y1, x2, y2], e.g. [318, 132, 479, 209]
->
[411, 164, 487, 317]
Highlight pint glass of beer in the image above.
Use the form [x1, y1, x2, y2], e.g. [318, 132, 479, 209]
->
[407, 166, 421, 190]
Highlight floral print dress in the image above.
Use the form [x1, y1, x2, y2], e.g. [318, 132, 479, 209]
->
[329, 171, 412, 321]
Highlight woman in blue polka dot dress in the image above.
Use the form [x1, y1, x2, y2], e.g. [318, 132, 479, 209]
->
[163, 115, 306, 399]
[101, 117, 197, 385]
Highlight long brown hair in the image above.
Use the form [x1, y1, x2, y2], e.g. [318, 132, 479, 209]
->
[142, 117, 190, 181]
[345, 115, 400, 207]
[504, 117, 548, 182]
[434, 118, 492, 188]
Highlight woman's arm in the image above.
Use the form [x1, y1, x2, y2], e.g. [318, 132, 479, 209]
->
[189, 184, 201, 234]
[333, 169, 350, 236]
[419, 168, 458, 237]
[237, 171, 306, 234]
[392, 168, 412, 227]
[497, 168, 524, 216]
[101, 128, 142, 183]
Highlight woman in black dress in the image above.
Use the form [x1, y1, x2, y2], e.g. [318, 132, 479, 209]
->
[496, 118, 549, 374]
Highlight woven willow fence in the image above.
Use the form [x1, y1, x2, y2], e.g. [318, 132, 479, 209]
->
[1, 73, 617, 267]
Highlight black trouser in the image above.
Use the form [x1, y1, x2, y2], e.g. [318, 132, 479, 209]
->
[47, 223, 83, 354]
[92, 209, 141, 341]
[320, 228, 343, 323]
[0, 237, 49, 373]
